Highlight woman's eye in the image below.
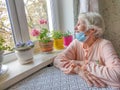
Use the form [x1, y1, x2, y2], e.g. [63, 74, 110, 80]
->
[77, 23, 80, 26]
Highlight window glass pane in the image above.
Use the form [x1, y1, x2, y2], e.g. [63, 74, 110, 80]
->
[24, 0, 49, 41]
[0, 0, 14, 53]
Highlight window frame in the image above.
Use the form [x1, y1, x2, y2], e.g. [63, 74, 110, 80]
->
[6, 0, 30, 43]
[3, 0, 58, 63]
[3, 0, 30, 63]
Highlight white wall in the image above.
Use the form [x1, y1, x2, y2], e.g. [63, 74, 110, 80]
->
[57, 0, 74, 33]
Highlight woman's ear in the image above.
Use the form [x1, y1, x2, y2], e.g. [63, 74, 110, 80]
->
[85, 29, 96, 36]
[89, 29, 97, 34]
[90, 29, 95, 32]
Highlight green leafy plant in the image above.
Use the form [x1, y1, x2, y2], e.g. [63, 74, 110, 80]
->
[63, 31, 72, 37]
[0, 36, 11, 51]
[52, 31, 63, 39]
[38, 28, 51, 43]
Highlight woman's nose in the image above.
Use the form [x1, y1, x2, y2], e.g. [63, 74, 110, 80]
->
[74, 26, 79, 33]
[74, 26, 78, 30]
[74, 23, 79, 30]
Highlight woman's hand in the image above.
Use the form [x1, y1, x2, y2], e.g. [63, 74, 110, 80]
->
[61, 61, 81, 74]
[61, 60, 107, 87]
[60, 60, 82, 74]
[78, 70, 107, 88]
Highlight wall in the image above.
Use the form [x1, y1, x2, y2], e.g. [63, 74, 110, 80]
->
[99, 0, 120, 55]
[57, 0, 74, 33]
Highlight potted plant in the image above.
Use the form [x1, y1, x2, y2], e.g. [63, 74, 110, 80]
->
[31, 19, 53, 52]
[0, 36, 10, 75]
[52, 31, 64, 50]
[14, 41, 34, 64]
[63, 31, 73, 47]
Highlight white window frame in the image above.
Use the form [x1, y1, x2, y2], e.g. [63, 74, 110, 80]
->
[3, 0, 30, 63]
[3, 0, 58, 63]
[6, 0, 30, 43]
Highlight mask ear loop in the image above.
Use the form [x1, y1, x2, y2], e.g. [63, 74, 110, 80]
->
[87, 25, 103, 38]
[84, 25, 96, 41]
[92, 26, 102, 37]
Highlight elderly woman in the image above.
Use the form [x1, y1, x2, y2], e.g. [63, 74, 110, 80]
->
[54, 12, 120, 89]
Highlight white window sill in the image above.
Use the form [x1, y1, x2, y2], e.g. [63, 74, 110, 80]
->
[0, 50, 63, 90]
[3, 52, 17, 64]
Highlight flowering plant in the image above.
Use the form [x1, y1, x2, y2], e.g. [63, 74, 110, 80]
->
[31, 19, 52, 43]
[14, 41, 34, 51]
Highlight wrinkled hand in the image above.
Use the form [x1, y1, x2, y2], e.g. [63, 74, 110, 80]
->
[78, 70, 107, 88]
[61, 60, 85, 74]
[62, 62, 80, 74]
[60, 60, 82, 74]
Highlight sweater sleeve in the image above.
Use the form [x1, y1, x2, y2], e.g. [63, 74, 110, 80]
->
[54, 40, 81, 74]
[86, 40, 120, 87]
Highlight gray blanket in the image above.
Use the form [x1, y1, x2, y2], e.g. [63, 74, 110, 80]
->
[7, 66, 112, 90]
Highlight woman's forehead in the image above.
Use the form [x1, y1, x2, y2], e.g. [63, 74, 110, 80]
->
[78, 18, 86, 24]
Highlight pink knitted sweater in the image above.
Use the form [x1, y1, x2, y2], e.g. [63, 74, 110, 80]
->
[54, 38, 120, 88]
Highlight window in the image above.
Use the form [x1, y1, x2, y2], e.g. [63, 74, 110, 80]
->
[23, 0, 49, 41]
[2, 0, 30, 63]
[0, 0, 14, 53]
[2, 0, 57, 63]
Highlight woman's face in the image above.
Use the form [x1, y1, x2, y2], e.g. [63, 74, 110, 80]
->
[74, 19, 87, 33]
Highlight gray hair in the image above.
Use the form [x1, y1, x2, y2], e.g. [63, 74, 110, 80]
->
[78, 12, 105, 37]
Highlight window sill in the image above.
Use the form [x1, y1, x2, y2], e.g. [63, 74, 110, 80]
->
[0, 50, 63, 90]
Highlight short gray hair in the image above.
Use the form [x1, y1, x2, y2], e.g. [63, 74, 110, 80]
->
[78, 12, 105, 37]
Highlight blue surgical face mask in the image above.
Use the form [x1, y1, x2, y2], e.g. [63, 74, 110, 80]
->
[75, 32, 88, 42]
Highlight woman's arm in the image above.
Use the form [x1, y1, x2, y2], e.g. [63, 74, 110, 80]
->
[86, 40, 120, 87]
[54, 39, 108, 87]
[54, 40, 82, 74]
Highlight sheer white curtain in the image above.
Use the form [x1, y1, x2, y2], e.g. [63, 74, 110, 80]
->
[79, 0, 99, 13]
[46, 0, 60, 31]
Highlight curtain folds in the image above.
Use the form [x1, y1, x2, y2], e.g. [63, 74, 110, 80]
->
[79, 0, 99, 13]
[73, 0, 99, 25]
[46, 0, 60, 31]
[73, 0, 79, 25]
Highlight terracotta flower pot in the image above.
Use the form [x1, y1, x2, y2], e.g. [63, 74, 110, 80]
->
[54, 38, 64, 50]
[39, 40, 53, 52]
[63, 35, 73, 47]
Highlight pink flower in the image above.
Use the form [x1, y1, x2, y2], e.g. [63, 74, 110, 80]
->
[44, 20, 47, 24]
[31, 29, 40, 37]
[39, 19, 47, 24]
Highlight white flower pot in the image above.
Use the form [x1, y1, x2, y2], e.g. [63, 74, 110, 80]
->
[0, 51, 4, 71]
[15, 48, 34, 64]
[0, 51, 8, 76]
[0, 50, 4, 61]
